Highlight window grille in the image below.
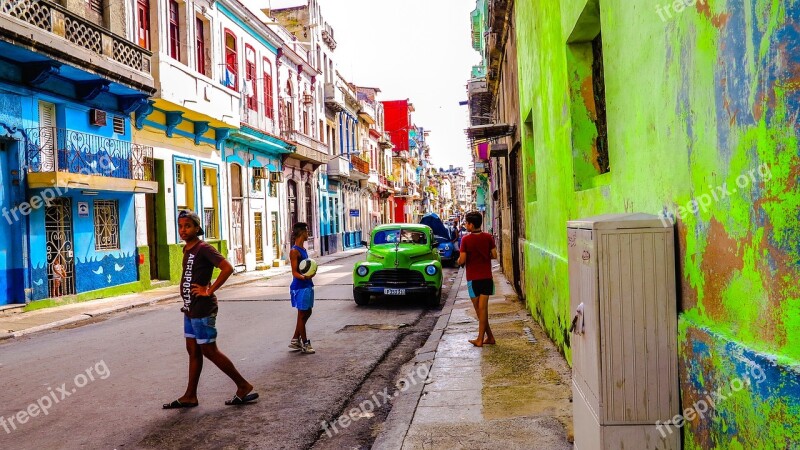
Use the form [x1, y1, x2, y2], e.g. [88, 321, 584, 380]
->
[113, 116, 125, 135]
[203, 208, 217, 239]
[175, 163, 184, 183]
[94, 200, 120, 250]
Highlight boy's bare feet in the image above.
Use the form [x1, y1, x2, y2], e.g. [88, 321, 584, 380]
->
[484, 337, 496, 345]
[469, 338, 483, 347]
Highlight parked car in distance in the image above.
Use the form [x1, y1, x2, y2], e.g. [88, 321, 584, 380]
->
[353, 224, 443, 307]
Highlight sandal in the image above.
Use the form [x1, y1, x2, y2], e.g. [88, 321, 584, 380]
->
[225, 392, 259, 405]
[163, 399, 199, 409]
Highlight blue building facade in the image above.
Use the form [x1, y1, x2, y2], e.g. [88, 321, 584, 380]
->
[0, 2, 156, 305]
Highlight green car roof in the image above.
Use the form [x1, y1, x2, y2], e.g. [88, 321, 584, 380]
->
[371, 223, 432, 233]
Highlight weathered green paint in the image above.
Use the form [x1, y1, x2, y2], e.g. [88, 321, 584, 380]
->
[514, 0, 800, 445]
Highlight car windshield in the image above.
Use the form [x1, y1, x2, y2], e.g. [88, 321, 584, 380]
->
[373, 229, 428, 245]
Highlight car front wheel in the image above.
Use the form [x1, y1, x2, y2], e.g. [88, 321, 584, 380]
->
[426, 290, 442, 308]
[353, 289, 370, 306]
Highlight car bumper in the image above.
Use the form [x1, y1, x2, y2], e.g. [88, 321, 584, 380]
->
[354, 285, 439, 296]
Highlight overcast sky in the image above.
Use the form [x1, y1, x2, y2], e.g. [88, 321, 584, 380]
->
[245, 0, 477, 173]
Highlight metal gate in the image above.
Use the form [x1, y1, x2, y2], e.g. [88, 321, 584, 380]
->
[45, 198, 75, 297]
[271, 211, 280, 260]
[230, 199, 244, 266]
[254, 212, 263, 262]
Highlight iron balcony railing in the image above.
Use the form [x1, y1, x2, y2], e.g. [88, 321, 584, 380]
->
[26, 127, 154, 181]
[0, 0, 152, 74]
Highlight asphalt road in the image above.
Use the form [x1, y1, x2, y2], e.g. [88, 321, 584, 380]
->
[0, 254, 457, 450]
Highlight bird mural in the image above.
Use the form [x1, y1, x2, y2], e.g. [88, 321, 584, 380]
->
[114, 263, 125, 272]
[33, 279, 43, 286]
[92, 266, 104, 275]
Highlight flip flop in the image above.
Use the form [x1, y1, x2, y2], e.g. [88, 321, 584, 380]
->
[225, 392, 259, 405]
[162, 399, 199, 409]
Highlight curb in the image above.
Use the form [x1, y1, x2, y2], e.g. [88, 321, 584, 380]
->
[0, 249, 366, 342]
[371, 267, 465, 450]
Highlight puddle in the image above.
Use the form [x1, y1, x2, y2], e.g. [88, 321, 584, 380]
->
[337, 323, 409, 332]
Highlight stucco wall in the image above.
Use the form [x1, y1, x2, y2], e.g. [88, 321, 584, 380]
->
[515, 0, 800, 447]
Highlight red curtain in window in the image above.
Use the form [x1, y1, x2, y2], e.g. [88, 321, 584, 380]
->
[195, 18, 205, 75]
[137, 0, 150, 49]
[263, 58, 273, 119]
[168, 1, 180, 60]
[245, 45, 258, 111]
[224, 31, 238, 91]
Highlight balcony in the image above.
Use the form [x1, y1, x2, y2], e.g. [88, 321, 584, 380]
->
[368, 169, 380, 185]
[327, 155, 350, 179]
[0, 0, 153, 93]
[324, 83, 346, 112]
[25, 127, 157, 193]
[393, 150, 410, 161]
[358, 100, 376, 124]
[349, 154, 370, 181]
[378, 132, 393, 149]
[321, 25, 337, 50]
[155, 56, 239, 127]
[281, 129, 328, 166]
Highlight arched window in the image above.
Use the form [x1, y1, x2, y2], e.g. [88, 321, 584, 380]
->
[288, 180, 298, 226]
[262, 58, 273, 119]
[304, 182, 313, 231]
[245, 44, 257, 111]
[224, 30, 238, 91]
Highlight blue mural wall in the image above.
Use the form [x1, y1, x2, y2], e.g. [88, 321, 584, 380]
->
[27, 189, 138, 299]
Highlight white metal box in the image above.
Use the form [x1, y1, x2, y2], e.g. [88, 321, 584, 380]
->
[567, 213, 680, 450]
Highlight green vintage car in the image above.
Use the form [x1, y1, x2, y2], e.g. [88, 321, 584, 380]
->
[353, 224, 443, 307]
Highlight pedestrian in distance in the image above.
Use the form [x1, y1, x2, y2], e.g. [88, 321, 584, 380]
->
[289, 222, 316, 354]
[457, 211, 497, 347]
[163, 210, 258, 409]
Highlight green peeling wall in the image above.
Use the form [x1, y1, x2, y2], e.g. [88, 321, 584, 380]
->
[514, 0, 800, 447]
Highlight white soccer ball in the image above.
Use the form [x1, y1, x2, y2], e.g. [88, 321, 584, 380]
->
[298, 258, 318, 277]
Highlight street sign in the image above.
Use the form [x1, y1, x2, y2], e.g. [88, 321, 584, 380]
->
[349, 209, 360, 217]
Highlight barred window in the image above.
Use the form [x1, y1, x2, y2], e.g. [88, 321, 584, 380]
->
[269, 180, 277, 198]
[252, 167, 264, 191]
[94, 200, 120, 250]
[203, 207, 217, 239]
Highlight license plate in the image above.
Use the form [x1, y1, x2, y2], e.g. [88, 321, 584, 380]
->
[384, 288, 406, 296]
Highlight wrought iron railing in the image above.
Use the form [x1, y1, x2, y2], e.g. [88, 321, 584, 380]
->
[0, 0, 151, 74]
[25, 127, 154, 181]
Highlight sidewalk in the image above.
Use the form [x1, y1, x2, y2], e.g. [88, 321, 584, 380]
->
[375, 265, 574, 450]
[0, 247, 366, 341]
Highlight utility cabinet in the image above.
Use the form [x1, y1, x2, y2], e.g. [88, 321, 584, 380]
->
[567, 213, 680, 450]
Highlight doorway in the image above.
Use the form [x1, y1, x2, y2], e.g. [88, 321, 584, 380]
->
[509, 144, 524, 296]
[45, 198, 75, 297]
[271, 211, 280, 260]
[254, 212, 263, 263]
[230, 164, 245, 267]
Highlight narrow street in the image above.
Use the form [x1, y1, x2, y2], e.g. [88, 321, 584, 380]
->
[0, 255, 459, 449]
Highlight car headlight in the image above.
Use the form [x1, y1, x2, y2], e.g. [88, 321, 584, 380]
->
[425, 265, 438, 276]
[356, 265, 369, 277]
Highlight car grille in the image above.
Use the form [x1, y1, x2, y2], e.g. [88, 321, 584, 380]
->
[370, 269, 425, 285]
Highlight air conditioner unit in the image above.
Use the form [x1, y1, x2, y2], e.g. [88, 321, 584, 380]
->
[90, 109, 107, 127]
[269, 171, 284, 182]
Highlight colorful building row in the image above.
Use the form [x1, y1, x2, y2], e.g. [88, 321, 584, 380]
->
[0, 0, 429, 307]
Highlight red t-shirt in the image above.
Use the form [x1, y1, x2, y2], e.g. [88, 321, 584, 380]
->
[460, 232, 495, 281]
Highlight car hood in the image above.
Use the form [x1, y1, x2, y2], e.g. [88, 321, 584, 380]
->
[369, 245, 434, 267]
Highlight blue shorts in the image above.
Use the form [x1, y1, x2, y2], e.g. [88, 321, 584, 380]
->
[184, 315, 217, 344]
[291, 288, 315, 311]
[467, 279, 495, 298]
